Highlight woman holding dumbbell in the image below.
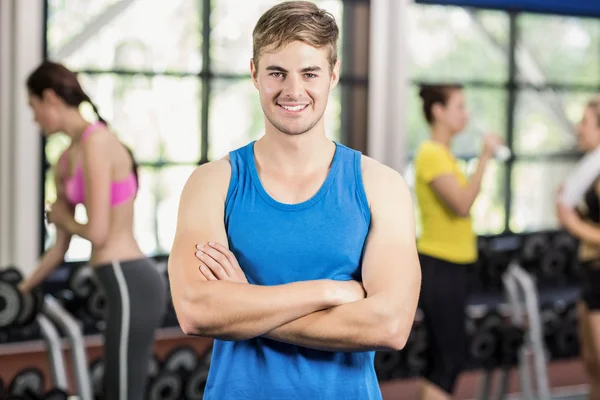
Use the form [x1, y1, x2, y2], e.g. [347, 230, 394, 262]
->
[414, 84, 504, 400]
[557, 97, 600, 397]
[18, 60, 167, 400]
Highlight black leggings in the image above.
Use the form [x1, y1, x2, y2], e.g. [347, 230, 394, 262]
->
[418, 253, 471, 395]
[94, 258, 167, 400]
[581, 262, 600, 310]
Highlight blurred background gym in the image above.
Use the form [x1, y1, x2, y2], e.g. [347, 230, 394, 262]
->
[1, 0, 599, 399]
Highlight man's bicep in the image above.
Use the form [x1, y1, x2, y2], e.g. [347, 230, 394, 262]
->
[168, 161, 231, 304]
[361, 167, 420, 296]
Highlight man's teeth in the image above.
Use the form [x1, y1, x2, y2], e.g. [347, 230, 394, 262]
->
[281, 105, 306, 111]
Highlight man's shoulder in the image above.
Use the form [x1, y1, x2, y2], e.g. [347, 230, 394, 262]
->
[359, 155, 410, 208]
[360, 155, 403, 184]
[184, 158, 232, 199]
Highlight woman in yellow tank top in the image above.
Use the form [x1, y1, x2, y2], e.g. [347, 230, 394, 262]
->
[413, 84, 503, 400]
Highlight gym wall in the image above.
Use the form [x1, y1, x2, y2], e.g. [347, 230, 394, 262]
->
[0, 0, 44, 273]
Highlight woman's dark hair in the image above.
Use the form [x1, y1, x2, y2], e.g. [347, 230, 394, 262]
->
[27, 60, 139, 186]
[418, 84, 463, 125]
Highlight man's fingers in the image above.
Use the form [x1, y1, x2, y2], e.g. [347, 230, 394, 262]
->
[198, 262, 218, 281]
[208, 242, 243, 271]
[195, 249, 229, 279]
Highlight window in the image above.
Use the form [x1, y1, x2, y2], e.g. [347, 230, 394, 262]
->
[406, 3, 598, 235]
[43, 0, 367, 261]
[406, 5, 510, 235]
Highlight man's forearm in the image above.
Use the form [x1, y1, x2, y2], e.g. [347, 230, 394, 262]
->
[262, 294, 410, 352]
[177, 279, 347, 341]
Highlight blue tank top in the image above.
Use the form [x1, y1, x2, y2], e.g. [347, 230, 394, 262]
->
[202, 141, 381, 400]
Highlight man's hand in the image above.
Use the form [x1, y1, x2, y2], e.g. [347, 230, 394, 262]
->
[194, 242, 366, 303]
[195, 242, 248, 283]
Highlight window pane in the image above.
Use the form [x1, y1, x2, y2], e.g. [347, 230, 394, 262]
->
[407, 85, 507, 156]
[517, 15, 600, 86]
[405, 158, 506, 236]
[45, 134, 71, 170]
[211, 0, 343, 75]
[48, 0, 202, 73]
[510, 160, 579, 232]
[46, 0, 119, 56]
[77, 73, 202, 163]
[407, 5, 509, 82]
[469, 159, 506, 235]
[208, 79, 341, 160]
[514, 90, 590, 155]
[135, 166, 196, 255]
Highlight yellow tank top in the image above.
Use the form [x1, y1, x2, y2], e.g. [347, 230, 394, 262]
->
[414, 140, 477, 264]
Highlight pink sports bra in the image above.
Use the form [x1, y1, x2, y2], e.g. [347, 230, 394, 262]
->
[63, 122, 138, 207]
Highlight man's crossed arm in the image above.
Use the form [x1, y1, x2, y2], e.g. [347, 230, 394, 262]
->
[168, 157, 421, 352]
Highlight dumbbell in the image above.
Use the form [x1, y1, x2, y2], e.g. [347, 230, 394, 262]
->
[374, 351, 402, 381]
[89, 358, 104, 398]
[539, 250, 568, 282]
[8, 368, 44, 399]
[147, 347, 198, 400]
[468, 311, 503, 369]
[554, 304, 579, 358]
[552, 232, 579, 281]
[183, 348, 212, 400]
[486, 255, 512, 291]
[164, 346, 198, 386]
[404, 321, 428, 376]
[0, 268, 44, 332]
[498, 325, 525, 367]
[521, 233, 549, 264]
[40, 388, 69, 400]
[147, 370, 182, 400]
[540, 304, 563, 358]
[67, 266, 107, 327]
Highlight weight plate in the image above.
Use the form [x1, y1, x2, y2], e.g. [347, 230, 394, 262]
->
[0, 281, 23, 329]
[90, 359, 104, 397]
[164, 346, 197, 373]
[147, 371, 182, 400]
[87, 290, 107, 320]
[68, 267, 97, 298]
[148, 354, 160, 378]
[42, 388, 68, 400]
[184, 366, 209, 400]
[0, 267, 23, 284]
[9, 368, 44, 396]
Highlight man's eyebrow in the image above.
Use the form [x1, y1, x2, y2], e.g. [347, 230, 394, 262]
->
[265, 65, 288, 73]
[264, 66, 323, 73]
[300, 66, 322, 73]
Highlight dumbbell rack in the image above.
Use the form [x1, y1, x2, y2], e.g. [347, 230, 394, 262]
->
[478, 262, 551, 400]
[36, 295, 93, 400]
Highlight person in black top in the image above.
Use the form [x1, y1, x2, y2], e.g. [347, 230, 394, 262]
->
[557, 96, 600, 396]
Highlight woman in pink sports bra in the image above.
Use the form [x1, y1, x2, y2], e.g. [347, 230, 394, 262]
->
[18, 61, 167, 400]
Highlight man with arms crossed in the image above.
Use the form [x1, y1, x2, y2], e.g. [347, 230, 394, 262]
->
[168, 1, 421, 398]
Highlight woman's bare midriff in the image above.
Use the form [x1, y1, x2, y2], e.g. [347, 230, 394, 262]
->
[88, 201, 145, 268]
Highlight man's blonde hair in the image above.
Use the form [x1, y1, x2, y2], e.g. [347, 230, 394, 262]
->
[252, 1, 339, 73]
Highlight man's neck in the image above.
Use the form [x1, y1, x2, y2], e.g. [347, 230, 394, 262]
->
[255, 124, 335, 176]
